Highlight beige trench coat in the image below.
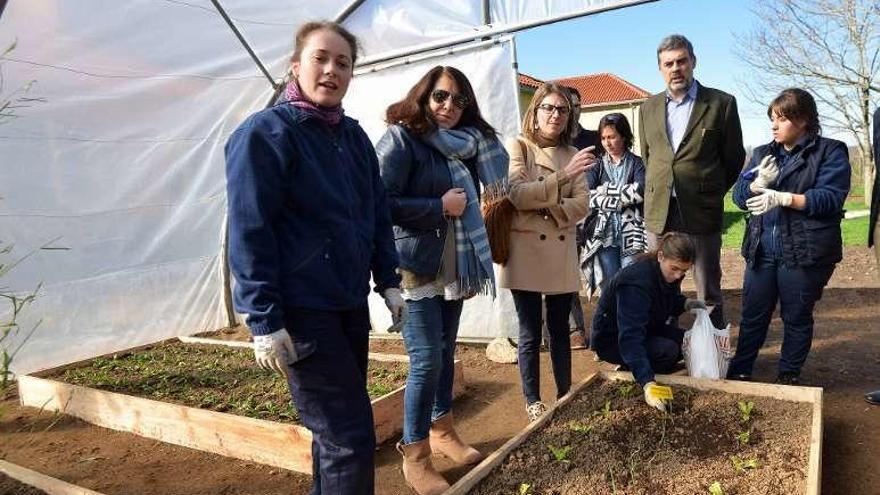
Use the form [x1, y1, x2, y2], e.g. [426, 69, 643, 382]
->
[499, 137, 590, 293]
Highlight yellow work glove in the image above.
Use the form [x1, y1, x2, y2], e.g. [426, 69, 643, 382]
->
[643, 381, 673, 412]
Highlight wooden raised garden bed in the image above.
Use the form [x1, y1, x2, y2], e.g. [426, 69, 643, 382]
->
[447, 370, 821, 495]
[0, 459, 106, 495]
[17, 340, 464, 475]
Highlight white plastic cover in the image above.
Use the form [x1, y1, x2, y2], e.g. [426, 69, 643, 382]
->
[2, 0, 647, 374]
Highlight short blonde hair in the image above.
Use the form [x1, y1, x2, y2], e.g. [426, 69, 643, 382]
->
[521, 83, 575, 146]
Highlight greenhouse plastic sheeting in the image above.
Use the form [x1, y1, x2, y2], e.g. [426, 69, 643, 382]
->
[1, 0, 648, 374]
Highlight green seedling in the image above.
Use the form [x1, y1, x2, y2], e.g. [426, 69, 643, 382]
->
[736, 430, 751, 445]
[708, 481, 724, 495]
[594, 400, 613, 420]
[568, 421, 593, 433]
[548, 444, 573, 462]
[617, 383, 635, 398]
[737, 400, 755, 423]
[730, 455, 759, 472]
[518, 483, 533, 495]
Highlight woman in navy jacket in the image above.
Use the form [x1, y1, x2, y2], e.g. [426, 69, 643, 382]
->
[224, 22, 402, 495]
[591, 232, 705, 410]
[376, 66, 507, 495]
[727, 88, 850, 385]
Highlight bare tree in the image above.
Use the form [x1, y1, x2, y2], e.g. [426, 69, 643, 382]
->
[735, 0, 879, 204]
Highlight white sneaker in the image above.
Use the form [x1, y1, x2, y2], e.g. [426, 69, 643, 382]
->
[526, 401, 548, 423]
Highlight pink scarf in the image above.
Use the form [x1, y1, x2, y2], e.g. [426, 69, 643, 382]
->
[285, 80, 344, 126]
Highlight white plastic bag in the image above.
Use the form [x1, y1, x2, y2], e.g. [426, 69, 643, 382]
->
[682, 308, 732, 379]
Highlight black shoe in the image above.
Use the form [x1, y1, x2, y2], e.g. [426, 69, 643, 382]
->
[727, 373, 752, 382]
[776, 372, 800, 386]
[865, 390, 880, 406]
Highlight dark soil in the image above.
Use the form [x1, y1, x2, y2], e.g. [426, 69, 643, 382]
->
[0, 248, 876, 494]
[47, 342, 408, 424]
[0, 473, 48, 495]
[469, 379, 811, 495]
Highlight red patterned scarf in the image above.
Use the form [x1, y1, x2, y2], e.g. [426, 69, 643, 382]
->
[285, 80, 344, 126]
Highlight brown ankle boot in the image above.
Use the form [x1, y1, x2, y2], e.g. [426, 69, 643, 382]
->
[429, 412, 483, 465]
[397, 439, 450, 495]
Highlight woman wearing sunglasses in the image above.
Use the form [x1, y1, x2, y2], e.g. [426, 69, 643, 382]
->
[501, 83, 594, 423]
[376, 66, 507, 495]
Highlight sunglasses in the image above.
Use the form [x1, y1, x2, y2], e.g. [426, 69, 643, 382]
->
[431, 89, 470, 110]
[538, 103, 571, 116]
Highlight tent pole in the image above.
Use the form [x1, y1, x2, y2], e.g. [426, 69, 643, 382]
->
[209, 0, 278, 88]
[357, 0, 657, 67]
[335, 0, 367, 23]
[481, 0, 490, 24]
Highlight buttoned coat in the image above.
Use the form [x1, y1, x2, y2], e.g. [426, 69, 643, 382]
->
[638, 83, 745, 234]
[500, 137, 589, 293]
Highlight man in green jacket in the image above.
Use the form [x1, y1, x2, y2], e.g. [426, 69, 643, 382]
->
[638, 34, 745, 328]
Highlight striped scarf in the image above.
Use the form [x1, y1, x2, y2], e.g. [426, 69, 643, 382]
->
[285, 80, 344, 125]
[423, 128, 508, 296]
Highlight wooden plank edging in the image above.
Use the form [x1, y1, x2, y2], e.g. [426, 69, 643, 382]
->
[445, 371, 822, 495]
[18, 349, 464, 475]
[0, 459, 106, 495]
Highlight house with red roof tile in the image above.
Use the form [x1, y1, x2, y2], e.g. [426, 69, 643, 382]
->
[518, 72, 651, 151]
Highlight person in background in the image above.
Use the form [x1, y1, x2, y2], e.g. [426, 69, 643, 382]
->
[377, 66, 507, 495]
[726, 88, 850, 385]
[590, 232, 707, 411]
[638, 34, 745, 329]
[867, 105, 880, 406]
[502, 82, 593, 422]
[225, 21, 404, 495]
[564, 86, 598, 349]
[580, 112, 647, 297]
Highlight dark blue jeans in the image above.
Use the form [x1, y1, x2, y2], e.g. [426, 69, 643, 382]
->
[512, 290, 573, 405]
[728, 256, 834, 377]
[283, 305, 374, 495]
[400, 296, 464, 444]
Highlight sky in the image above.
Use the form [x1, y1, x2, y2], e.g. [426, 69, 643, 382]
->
[515, 0, 785, 148]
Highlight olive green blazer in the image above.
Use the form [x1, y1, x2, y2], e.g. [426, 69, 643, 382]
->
[638, 83, 745, 234]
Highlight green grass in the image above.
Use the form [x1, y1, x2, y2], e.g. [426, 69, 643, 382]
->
[722, 193, 869, 248]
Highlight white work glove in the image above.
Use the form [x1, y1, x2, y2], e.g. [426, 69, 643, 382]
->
[383, 288, 406, 326]
[749, 155, 779, 193]
[684, 298, 707, 313]
[643, 381, 671, 412]
[746, 188, 793, 216]
[253, 329, 295, 376]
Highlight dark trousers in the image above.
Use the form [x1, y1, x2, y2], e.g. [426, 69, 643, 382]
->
[727, 256, 834, 377]
[594, 324, 683, 375]
[282, 305, 375, 495]
[512, 290, 573, 404]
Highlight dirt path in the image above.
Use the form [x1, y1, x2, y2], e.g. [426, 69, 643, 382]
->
[1, 247, 877, 494]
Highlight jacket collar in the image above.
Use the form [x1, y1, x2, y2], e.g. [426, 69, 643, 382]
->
[770, 133, 820, 184]
[677, 81, 709, 153]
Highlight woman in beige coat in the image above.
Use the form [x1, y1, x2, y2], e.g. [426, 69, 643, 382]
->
[502, 82, 594, 422]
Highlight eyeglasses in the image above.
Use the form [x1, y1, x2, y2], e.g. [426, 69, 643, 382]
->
[537, 103, 571, 116]
[431, 89, 470, 110]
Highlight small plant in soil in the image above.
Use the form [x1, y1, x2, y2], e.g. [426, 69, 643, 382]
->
[737, 400, 756, 422]
[708, 480, 725, 495]
[547, 444, 572, 462]
[518, 482, 532, 495]
[567, 420, 593, 433]
[55, 343, 409, 423]
[594, 400, 613, 420]
[617, 383, 635, 398]
[730, 455, 759, 472]
[736, 430, 751, 444]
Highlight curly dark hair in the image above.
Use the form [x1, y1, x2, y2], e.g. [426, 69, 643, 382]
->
[384, 66, 496, 137]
